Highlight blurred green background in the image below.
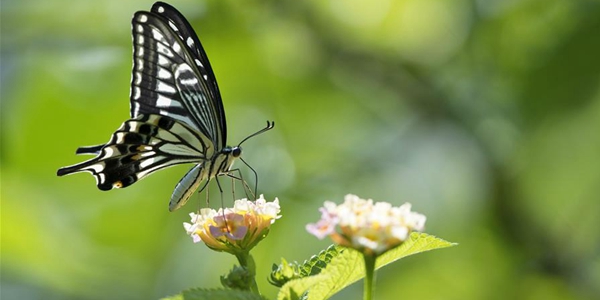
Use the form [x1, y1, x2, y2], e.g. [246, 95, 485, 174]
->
[2, 0, 600, 299]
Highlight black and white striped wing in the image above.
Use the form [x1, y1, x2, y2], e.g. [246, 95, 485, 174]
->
[57, 115, 212, 190]
[151, 2, 226, 141]
[130, 2, 226, 150]
[57, 3, 232, 211]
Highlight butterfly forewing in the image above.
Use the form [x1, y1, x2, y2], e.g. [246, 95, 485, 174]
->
[151, 2, 227, 148]
[130, 8, 225, 150]
[130, 13, 188, 122]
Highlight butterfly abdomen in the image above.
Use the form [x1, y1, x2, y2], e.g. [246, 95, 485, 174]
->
[168, 149, 238, 211]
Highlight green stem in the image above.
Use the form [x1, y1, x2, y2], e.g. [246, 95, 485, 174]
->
[363, 254, 377, 300]
[236, 252, 260, 294]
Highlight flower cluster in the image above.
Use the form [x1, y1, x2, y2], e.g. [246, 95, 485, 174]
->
[306, 194, 426, 256]
[184, 195, 281, 254]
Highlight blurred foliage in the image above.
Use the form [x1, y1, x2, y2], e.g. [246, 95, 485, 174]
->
[2, 0, 599, 299]
[274, 233, 455, 300]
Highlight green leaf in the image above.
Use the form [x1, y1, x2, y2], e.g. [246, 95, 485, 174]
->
[162, 288, 268, 300]
[376, 232, 457, 269]
[277, 232, 456, 300]
[270, 245, 342, 287]
[298, 245, 342, 277]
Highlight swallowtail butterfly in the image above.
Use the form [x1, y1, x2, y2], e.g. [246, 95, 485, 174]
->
[57, 2, 274, 211]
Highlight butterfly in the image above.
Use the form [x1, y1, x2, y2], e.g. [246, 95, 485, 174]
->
[57, 2, 274, 211]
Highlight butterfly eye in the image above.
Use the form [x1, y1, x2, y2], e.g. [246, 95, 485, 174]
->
[232, 147, 242, 158]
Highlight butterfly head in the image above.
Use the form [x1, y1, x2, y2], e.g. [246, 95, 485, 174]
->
[220, 146, 242, 159]
[230, 146, 242, 158]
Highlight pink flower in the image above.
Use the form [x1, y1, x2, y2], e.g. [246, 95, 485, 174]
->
[307, 194, 426, 256]
[184, 195, 281, 254]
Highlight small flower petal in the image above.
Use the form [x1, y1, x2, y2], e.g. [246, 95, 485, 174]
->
[306, 218, 336, 239]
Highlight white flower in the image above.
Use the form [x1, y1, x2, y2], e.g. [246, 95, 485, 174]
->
[306, 194, 426, 256]
[183, 195, 281, 254]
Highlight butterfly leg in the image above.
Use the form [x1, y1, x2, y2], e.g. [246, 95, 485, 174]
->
[213, 175, 235, 234]
[230, 175, 236, 201]
[213, 175, 226, 210]
[237, 157, 259, 199]
[197, 183, 210, 212]
[227, 169, 255, 200]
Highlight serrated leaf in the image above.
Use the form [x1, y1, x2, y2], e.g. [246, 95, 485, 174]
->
[277, 232, 456, 300]
[270, 245, 342, 287]
[299, 245, 341, 277]
[161, 288, 268, 300]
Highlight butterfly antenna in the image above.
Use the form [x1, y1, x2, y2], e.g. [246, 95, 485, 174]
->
[237, 121, 275, 147]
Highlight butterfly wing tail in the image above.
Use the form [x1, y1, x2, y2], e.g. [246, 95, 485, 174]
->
[76, 144, 105, 155]
[57, 143, 107, 176]
[58, 159, 130, 191]
[57, 156, 103, 177]
[57, 142, 149, 190]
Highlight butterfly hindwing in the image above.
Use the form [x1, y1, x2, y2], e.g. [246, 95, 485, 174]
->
[57, 114, 212, 191]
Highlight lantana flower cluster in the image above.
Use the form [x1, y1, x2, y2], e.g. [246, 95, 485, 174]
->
[184, 195, 281, 254]
[306, 194, 426, 256]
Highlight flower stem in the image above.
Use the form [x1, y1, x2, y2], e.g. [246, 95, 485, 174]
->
[363, 254, 376, 300]
[236, 252, 260, 294]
